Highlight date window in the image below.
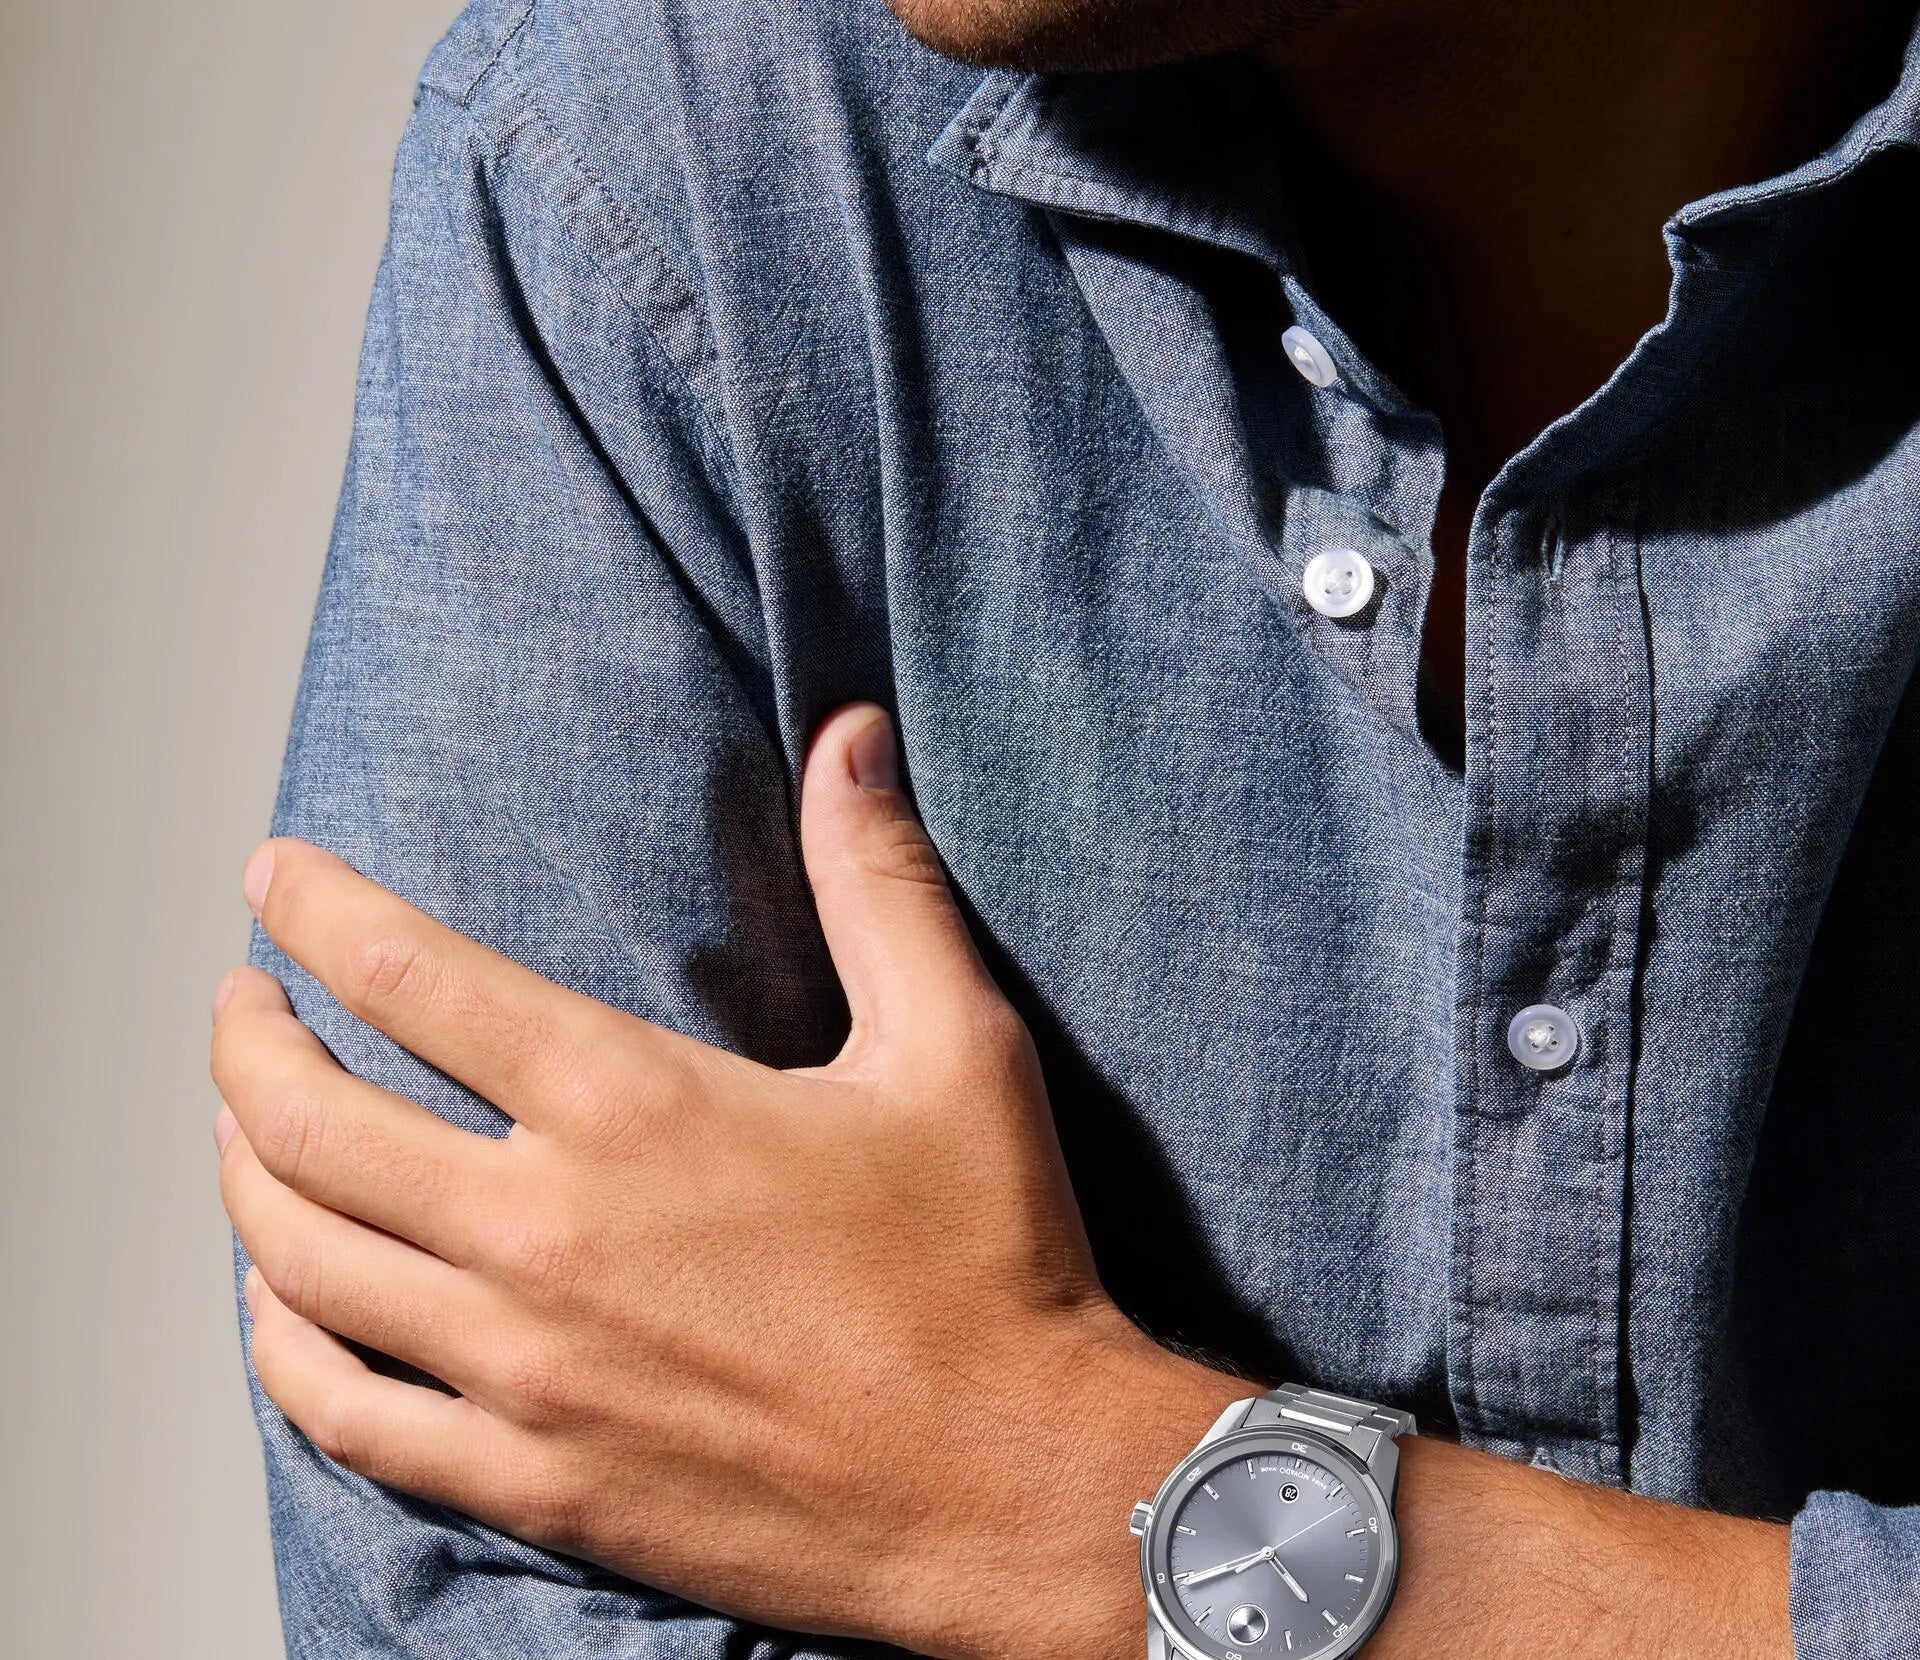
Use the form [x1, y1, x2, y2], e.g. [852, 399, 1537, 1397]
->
[1280, 1483, 1299, 1503]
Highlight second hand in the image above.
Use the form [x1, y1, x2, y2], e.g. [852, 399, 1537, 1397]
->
[1270, 1508, 1340, 1553]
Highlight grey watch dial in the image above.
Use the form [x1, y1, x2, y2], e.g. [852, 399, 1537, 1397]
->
[1146, 1431, 1393, 1660]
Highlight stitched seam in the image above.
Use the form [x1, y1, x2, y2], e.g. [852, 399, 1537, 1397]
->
[457, 0, 534, 103]
[1678, 133, 1915, 229]
[1594, 509, 1631, 1470]
[1616, 466, 1656, 1487]
[990, 158, 1263, 256]
[1452, 513, 1502, 1437]
[969, 72, 1039, 162]
[507, 73, 740, 493]
[430, 41, 743, 497]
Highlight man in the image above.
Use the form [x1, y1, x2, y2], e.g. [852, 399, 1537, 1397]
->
[212, 0, 1920, 1655]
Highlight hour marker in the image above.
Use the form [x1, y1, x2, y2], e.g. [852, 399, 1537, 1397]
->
[1329, 1485, 1343, 1499]
[1197, 1610, 1212, 1625]
[1346, 1528, 1366, 1537]
[1203, 1482, 1220, 1500]
[1322, 1611, 1339, 1628]
[1177, 1525, 1197, 1536]
[1285, 1635, 1294, 1651]
[1247, 1460, 1257, 1478]
[1345, 1574, 1364, 1583]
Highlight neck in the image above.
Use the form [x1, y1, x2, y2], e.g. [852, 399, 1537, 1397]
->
[1257, 0, 1910, 468]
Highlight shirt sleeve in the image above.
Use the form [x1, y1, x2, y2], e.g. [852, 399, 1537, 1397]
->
[239, 74, 870, 1660]
[1791, 1491, 1920, 1660]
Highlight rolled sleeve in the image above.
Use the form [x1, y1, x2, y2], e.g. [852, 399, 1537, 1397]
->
[1790, 1490, 1920, 1660]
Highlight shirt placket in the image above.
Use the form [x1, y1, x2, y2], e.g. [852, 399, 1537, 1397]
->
[930, 55, 1792, 1481]
[1273, 299, 1655, 1477]
[1447, 483, 1653, 1483]
[1438, 203, 1789, 1476]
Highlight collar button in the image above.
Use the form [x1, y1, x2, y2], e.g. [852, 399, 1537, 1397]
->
[1281, 324, 1340, 388]
[1303, 547, 1376, 619]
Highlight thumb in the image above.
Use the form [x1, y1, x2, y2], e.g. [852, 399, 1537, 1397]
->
[798, 702, 1004, 1066]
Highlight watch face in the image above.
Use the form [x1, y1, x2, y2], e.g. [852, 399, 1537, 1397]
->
[1146, 1432, 1393, 1660]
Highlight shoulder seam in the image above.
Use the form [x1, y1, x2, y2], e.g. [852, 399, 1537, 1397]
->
[421, 36, 742, 501]
[456, 0, 535, 104]
[417, 0, 535, 109]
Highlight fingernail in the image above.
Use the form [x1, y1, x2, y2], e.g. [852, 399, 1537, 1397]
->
[243, 1266, 261, 1314]
[214, 1106, 237, 1154]
[211, 969, 238, 1020]
[242, 844, 275, 916]
[849, 710, 899, 793]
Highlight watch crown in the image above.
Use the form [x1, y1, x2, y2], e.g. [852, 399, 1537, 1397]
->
[1129, 1501, 1153, 1536]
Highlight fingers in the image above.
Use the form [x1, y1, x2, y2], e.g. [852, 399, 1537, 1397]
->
[222, 1124, 492, 1390]
[798, 704, 1011, 1064]
[211, 966, 510, 1259]
[245, 1271, 564, 1542]
[241, 839, 705, 1128]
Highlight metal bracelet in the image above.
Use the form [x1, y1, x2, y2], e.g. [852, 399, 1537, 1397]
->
[1243, 1382, 1415, 1471]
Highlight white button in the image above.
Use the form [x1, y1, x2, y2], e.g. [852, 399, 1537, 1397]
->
[1302, 548, 1376, 618]
[1281, 324, 1339, 387]
[1506, 1004, 1580, 1072]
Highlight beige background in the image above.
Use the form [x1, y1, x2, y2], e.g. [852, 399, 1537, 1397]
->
[2, 3, 463, 1653]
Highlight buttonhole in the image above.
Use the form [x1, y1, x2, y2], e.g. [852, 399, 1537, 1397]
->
[1544, 517, 1565, 583]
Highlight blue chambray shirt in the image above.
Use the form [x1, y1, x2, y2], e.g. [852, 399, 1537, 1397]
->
[244, 2, 1920, 1655]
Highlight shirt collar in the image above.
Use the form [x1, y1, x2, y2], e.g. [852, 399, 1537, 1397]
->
[928, 9, 1920, 256]
[925, 53, 1296, 265]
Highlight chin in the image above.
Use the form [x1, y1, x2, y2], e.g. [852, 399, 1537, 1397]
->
[881, 0, 1284, 72]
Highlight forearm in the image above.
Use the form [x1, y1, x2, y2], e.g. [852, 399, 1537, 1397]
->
[906, 1326, 1791, 1660]
[1376, 1437, 1789, 1659]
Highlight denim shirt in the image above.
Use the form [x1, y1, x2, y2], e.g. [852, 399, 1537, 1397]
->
[245, 2, 1920, 1655]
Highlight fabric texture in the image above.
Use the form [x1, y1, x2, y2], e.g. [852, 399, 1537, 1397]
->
[243, 2, 1920, 1654]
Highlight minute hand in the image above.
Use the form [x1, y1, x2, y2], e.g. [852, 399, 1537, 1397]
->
[1175, 1547, 1272, 1587]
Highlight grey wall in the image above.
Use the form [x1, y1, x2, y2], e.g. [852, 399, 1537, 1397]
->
[1, 5, 461, 1653]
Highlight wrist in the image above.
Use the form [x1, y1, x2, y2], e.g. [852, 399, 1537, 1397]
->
[889, 1305, 1251, 1660]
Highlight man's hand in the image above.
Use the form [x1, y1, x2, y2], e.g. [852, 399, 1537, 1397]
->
[211, 698, 1793, 1660]
[211, 701, 1245, 1660]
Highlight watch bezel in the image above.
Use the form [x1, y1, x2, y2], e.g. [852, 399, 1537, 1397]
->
[1140, 1424, 1400, 1660]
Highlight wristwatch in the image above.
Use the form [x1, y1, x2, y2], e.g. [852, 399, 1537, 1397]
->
[1128, 1383, 1416, 1660]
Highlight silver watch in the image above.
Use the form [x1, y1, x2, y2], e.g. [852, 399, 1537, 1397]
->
[1128, 1383, 1415, 1660]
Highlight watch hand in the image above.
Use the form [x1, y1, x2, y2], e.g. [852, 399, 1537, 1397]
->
[1176, 1546, 1272, 1587]
[1270, 1509, 1340, 1553]
[1269, 1555, 1309, 1602]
